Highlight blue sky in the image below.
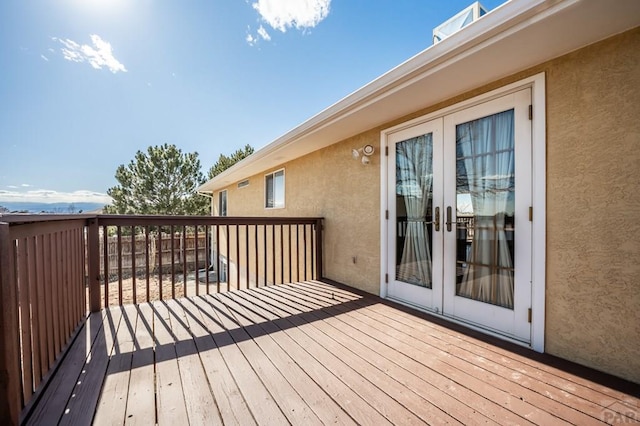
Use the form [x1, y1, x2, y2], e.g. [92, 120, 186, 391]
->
[0, 0, 504, 206]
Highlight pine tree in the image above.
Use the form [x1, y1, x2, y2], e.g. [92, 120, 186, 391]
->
[208, 144, 254, 178]
[105, 143, 209, 215]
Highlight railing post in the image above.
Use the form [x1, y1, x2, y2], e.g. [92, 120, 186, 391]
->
[0, 223, 21, 425]
[314, 219, 323, 280]
[87, 218, 101, 312]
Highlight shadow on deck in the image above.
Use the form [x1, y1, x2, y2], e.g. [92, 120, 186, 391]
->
[22, 280, 640, 425]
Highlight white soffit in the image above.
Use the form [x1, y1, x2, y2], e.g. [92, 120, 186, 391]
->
[200, 0, 640, 192]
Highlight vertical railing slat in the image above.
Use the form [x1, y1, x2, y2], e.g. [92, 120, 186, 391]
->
[303, 225, 308, 281]
[288, 224, 292, 283]
[35, 235, 49, 382]
[42, 233, 54, 368]
[58, 231, 69, 345]
[194, 226, 199, 297]
[235, 225, 240, 290]
[170, 226, 176, 299]
[279, 225, 284, 285]
[264, 225, 268, 287]
[74, 227, 82, 322]
[131, 226, 137, 305]
[117, 227, 123, 306]
[51, 232, 61, 358]
[270, 225, 275, 286]
[296, 225, 300, 282]
[87, 219, 101, 312]
[182, 226, 187, 298]
[61, 230, 69, 340]
[253, 225, 258, 289]
[206, 225, 212, 295]
[17, 237, 33, 402]
[145, 226, 150, 303]
[70, 228, 78, 332]
[245, 225, 249, 289]
[81, 225, 87, 315]
[26, 236, 42, 391]
[315, 219, 323, 280]
[0, 223, 21, 425]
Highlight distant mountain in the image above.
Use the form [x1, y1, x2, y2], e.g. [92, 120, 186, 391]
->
[0, 202, 106, 214]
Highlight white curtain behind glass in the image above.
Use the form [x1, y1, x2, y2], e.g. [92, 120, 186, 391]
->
[457, 110, 515, 308]
[396, 135, 433, 288]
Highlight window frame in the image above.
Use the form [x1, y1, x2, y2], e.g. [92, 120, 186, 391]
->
[218, 190, 227, 217]
[264, 169, 285, 209]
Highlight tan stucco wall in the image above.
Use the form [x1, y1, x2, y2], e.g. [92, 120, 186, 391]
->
[221, 133, 383, 294]
[216, 27, 640, 382]
[543, 28, 640, 384]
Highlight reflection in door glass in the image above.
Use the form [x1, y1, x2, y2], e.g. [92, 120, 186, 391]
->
[455, 109, 515, 309]
[395, 134, 433, 288]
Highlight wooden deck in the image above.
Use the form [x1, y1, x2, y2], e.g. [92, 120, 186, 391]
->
[22, 280, 639, 425]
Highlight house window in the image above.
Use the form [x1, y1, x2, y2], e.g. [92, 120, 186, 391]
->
[265, 169, 285, 209]
[218, 190, 227, 216]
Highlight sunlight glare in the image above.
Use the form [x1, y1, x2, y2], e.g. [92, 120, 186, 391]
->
[70, 0, 129, 15]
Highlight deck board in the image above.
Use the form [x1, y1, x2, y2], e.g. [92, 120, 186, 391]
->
[124, 304, 156, 425]
[255, 285, 455, 425]
[22, 280, 640, 425]
[58, 306, 123, 426]
[152, 301, 190, 426]
[166, 299, 223, 425]
[188, 296, 257, 426]
[236, 288, 393, 426]
[93, 305, 139, 426]
[211, 294, 323, 425]
[25, 312, 105, 426]
[223, 291, 357, 426]
[196, 294, 289, 426]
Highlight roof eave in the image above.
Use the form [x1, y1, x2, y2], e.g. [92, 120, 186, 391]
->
[199, 0, 640, 193]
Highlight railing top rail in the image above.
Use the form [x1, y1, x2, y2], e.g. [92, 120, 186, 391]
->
[0, 214, 97, 225]
[95, 215, 323, 226]
[0, 214, 323, 227]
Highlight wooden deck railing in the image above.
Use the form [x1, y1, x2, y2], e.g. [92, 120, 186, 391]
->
[0, 214, 323, 425]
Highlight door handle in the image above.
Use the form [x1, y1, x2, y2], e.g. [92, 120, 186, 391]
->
[434, 207, 440, 232]
[446, 206, 453, 232]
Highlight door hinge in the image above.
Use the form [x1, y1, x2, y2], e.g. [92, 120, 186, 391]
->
[385, 210, 389, 220]
[528, 308, 532, 323]
[385, 273, 389, 283]
[385, 146, 389, 156]
[528, 104, 533, 120]
[528, 206, 533, 222]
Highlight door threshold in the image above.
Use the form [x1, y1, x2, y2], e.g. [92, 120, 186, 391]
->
[386, 295, 532, 349]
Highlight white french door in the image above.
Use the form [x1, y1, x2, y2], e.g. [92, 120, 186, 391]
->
[387, 119, 444, 312]
[387, 89, 532, 342]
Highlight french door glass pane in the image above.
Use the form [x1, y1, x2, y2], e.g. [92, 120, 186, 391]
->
[455, 109, 515, 309]
[395, 134, 433, 288]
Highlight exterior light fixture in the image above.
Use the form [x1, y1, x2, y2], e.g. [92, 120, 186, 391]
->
[352, 144, 375, 165]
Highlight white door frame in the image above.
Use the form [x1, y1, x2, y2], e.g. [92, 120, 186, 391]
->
[380, 73, 546, 352]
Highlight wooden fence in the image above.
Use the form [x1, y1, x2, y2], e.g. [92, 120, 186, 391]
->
[100, 232, 208, 278]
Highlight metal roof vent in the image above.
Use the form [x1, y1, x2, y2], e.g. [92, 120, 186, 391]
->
[433, 2, 488, 44]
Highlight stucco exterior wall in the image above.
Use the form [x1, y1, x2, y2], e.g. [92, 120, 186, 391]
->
[215, 28, 640, 382]
[543, 28, 640, 384]
[222, 133, 383, 294]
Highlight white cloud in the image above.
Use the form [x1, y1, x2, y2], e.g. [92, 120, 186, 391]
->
[252, 0, 331, 33]
[21, 184, 31, 187]
[246, 32, 257, 46]
[54, 34, 127, 73]
[257, 25, 271, 41]
[0, 189, 112, 204]
[41, 54, 49, 61]
[6, 185, 18, 189]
